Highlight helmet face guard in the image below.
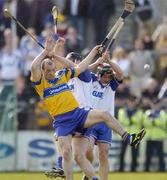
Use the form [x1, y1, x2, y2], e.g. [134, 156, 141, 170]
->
[97, 64, 114, 77]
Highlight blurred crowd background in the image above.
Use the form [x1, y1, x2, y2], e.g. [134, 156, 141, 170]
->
[0, 0, 167, 172]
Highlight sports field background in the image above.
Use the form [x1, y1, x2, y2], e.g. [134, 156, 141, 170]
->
[0, 172, 167, 180]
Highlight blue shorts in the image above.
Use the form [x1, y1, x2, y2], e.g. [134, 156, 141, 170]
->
[85, 122, 112, 144]
[53, 108, 90, 137]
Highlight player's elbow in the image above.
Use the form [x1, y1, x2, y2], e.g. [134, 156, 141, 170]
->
[30, 61, 36, 71]
[62, 147, 72, 162]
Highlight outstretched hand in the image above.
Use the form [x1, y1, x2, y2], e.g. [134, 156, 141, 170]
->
[91, 45, 103, 56]
[45, 36, 54, 57]
[54, 37, 65, 52]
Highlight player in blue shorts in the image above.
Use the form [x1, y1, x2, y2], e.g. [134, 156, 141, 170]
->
[83, 51, 123, 180]
[31, 36, 146, 180]
[45, 52, 96, 179]
[46, 52, 106, 179]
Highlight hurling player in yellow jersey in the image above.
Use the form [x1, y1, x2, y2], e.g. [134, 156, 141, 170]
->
[31, 37, 146, 180]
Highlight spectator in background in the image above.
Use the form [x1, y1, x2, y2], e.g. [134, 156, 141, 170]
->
[0, 0, 5, 49]
[30, 0, 55, 35]
[0, 0, 13, 48]
[144, 109, 166, 172]
[139, 29, 154, 50]
[118, 95, 143, 172]
[141, 78, 160, 109]
[135, 0, 155, 35]
[0, 28, 22, 87]
[20, 27, 41, 99]
[20, 27, 41, 77]
[140, 78, 166, 172]
[141, 78, 166, 172]
[128, 39, 155, 97]
[16, 0, 34, 37]
[155, 31, 167, 78]
[142, 78, 160, 103]
[112, 46, 130, 78]
[152, 14, 167, 43]
[17, 0, 54, 36]
[0, 28, 23, 123]
[63, 0, 89, 40]
[89, 0, 116, 44]
[65, 26, 83, 54]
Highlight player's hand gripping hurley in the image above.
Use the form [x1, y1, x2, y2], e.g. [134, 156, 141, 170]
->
[99, 0, 135, 54]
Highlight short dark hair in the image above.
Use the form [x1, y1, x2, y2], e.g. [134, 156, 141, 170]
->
[66, 52, 82, 62]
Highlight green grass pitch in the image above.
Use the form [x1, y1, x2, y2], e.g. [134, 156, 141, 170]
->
[0, 172, 167, 180]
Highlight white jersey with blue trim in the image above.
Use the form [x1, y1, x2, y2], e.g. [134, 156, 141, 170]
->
[68, 70, 93, 110]
[91, 73, 121, 116]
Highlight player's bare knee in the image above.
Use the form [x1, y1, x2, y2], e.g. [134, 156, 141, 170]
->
[86, 147, 93, 156]
[86, 149, 94, 162]
[74, 152, 85, 164]
[100, 110, 111, 123]
[62, 147, 72, 161]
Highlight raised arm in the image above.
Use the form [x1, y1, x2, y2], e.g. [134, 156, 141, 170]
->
[103, 51, 124, 81]
[77, 45, 101, 74]
[52, 54, 76, 68]
[53, 37, 65, 56]
[89, 57, 104, 71]
[31, 37, 54, 82]
[52, 45, 101, 70]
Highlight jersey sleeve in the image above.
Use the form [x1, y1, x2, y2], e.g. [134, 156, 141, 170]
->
[109, 76, 122, 91]
[64, 67, 79, 81]
[78, 70, 92, 82]
[91, 72, 97, 82]
[31, 76, 43, 98]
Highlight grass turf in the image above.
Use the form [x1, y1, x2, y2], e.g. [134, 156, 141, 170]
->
[0, 172, 167, 180]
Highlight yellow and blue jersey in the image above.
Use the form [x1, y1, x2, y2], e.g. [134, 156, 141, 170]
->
[31, 67, 79, 118]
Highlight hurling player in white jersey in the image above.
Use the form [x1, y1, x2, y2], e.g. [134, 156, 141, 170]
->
[84, 51, 123, 180]
[67, 52, 93, 110]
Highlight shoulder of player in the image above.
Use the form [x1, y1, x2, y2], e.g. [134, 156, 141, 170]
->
[78, 69, 92, 82]
[90, 72, 98, 82]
